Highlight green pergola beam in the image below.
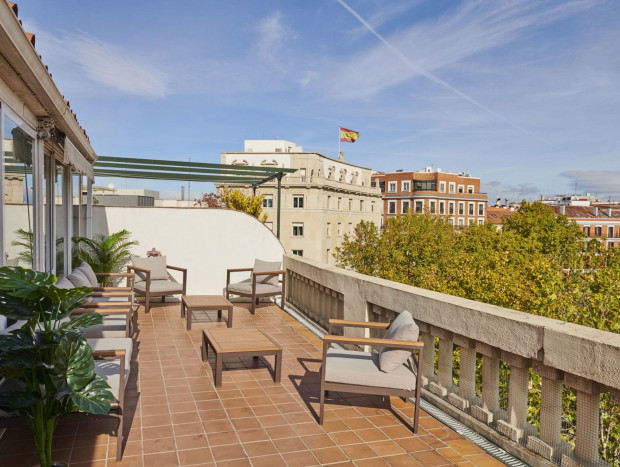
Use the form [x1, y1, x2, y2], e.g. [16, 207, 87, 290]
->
[96, 155, 296, 175]
[95, 160, 289, 178]
[93, 169, 269, 184]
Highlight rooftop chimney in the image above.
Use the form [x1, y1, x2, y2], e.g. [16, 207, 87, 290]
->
[560, 206, 565, 215]
[608, 207, 612, 217]
[593, 206, 598, 216]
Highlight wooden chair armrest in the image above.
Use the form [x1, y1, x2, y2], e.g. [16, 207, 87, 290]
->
[91, 286, 131, 292]
[227, 267, 253, 273]
[92, 349, 126, 358]
[166, 265, 186, 272]
[72, 308, 131, 315]
[323, 334, 424, 350]
[81, 301, 132, 308]
[328, 319, 390, 330]
[127, 265, 149, 273]
[90, 292, 132, 298]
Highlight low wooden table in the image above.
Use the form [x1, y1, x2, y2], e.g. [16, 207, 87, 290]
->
[201, 328, 282, 387]
[181, 295, 233, 330]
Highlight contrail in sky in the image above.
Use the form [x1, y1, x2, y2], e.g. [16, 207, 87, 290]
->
[335, 0, 560, 150]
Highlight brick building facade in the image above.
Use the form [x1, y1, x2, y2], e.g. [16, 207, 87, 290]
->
[371, 167, 488, 227]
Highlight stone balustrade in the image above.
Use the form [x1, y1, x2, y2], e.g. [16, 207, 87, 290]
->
[283, 254, 620, 467]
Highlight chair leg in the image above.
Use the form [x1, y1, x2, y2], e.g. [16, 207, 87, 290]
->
[319, 382, 326, 425]
[413, 392, 421, 434]
[251, 295, 256, 314]
[161, 296, 165, 303]
[116, 410, 123, 461]
[145, 294, 150, 314]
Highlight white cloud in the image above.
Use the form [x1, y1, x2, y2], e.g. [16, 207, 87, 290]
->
[24, 22, 167, 99]
[256, 11, 297, 68]
[560, 171, 620, 198]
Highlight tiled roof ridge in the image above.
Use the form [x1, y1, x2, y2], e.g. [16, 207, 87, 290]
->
[6, 1, 90, 142]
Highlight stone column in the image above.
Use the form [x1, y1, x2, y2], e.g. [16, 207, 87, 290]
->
[448, 336, 478, 411]
[471, 342, 502, 424]
[418, 322, 435, 387]
[429, 326, 453, 397]
[527, 363, 568, 462]
[496, 352, 533, 443]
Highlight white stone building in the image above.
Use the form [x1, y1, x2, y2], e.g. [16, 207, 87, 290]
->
[221, 140, 382, 263]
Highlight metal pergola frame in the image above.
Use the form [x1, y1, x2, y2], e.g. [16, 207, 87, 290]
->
[94, 156, 297, 238]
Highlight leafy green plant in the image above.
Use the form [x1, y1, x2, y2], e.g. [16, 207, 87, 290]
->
[220, 188, 268, 222]
[0, 266, 114, 467]
[73, 230, 138, 286]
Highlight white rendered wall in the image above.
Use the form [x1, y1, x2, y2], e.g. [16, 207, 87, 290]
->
[91, 206, 285, 295]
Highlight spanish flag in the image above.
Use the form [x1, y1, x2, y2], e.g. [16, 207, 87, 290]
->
[340, 127, 359, 143]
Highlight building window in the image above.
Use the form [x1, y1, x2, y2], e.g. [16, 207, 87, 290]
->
[449, 182, 455, 193]
[430, 200, 436, 214]
[458, 218, 464, 226]
[478, 203, 484, 216]
[448, 218, 454, 226]
[337, 223, 342, 236]
[583, 226, 590, 236]
[595, 226, 602, 236]
[449, 202, 455, 215]
[388, 182, 397, 192]
[327, 195, 331, 209]
[348, 199, 352, 210]
[413, 180, 436, 191]
[348, 222, 353, 233]
[609, 226, 615, 238]
[439, 181, 446, 193]
[337, 197, 342, 210]
[478, 219, 484, 225]
[293, 195, 304, 208]
[439, 201, 445, 215]
[402, 201, 410, 214]
[402, 181, 410, 192]
[388, 201, 396, 214]
[327, 222, 331, 237]
[326, 249, 331, 262]
[292, 223, 304, 237]
[415, 201, 423, 213]
[292, 250, 303, 256]
[467, 185, 474, 194]
[469, 218, 475, 226]
[458, 202, 464, 215]
[263, 195, 273, 208]
[468, 203, 474, 216]
[360, 200, 364, 211]
[458, 185, 464, 193]
[371, 202, 375, 212]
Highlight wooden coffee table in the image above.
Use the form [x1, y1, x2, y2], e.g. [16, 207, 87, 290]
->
[201, 327, 282, 387]
[181, 295, 233, 330]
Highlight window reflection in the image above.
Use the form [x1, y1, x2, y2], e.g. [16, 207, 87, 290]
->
[3, 116, 34, 268]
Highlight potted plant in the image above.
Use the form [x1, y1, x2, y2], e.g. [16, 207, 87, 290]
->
[0, 267, 114, 467]
[73, 230, 138, 286]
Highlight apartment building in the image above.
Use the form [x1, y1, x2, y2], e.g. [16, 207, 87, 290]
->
[550, 204, 620, 247]
[371, 167, 488, 227]
[221, 140, 382, 263]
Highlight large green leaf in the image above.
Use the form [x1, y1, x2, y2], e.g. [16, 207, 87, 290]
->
[0, 267, 54, 300]
[0, 292, 37, 320]
[0, 389, 41, 414]
[68, 375, 113, 415]
[60, 312, 103, 331]
[53, 334, 95, 391]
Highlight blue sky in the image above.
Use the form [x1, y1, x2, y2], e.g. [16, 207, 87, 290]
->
[20, 0, 620, 202]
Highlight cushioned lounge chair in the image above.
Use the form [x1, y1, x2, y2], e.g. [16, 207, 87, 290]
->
[127, 256, 187, 314]
[319, 312, 424, 433]
[226, 259, 285, 314]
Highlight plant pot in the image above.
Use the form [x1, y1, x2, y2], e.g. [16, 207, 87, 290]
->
[34, 462, 69, 467]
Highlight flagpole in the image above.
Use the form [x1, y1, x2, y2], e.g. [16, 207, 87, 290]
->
[338, 125, 341, 157]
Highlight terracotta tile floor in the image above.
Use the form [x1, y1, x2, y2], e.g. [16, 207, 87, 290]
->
[0, 302, 506, 466]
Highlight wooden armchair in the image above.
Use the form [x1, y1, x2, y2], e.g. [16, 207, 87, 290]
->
[320, 315, 424, 433]
[127, 260, 187, 314]
[225, 259, 285, 314]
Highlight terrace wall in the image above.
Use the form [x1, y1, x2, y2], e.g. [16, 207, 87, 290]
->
[92, 206, 285, 295]
[284, 254, 620, 467]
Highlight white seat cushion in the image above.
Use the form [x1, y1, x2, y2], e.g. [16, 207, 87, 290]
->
[88, 337, 133, 401]
[82, 315, 129, 338]
[324, 348, 417, 391]
[134, 278, 182, 293]
[77, 262, 99, 287]
[228, 281, 281, 296]
[132, 256, 168, 281]
[253, 259, 281, 286]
